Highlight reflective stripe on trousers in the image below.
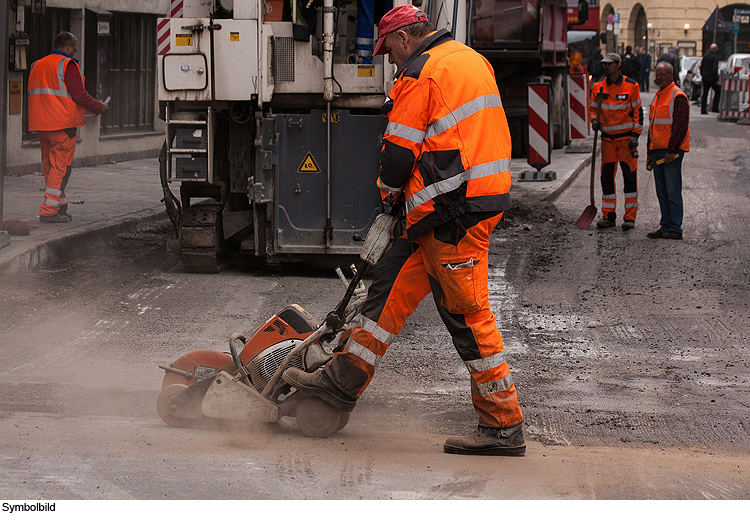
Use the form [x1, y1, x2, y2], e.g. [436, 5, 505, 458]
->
[600, 137, 638, 221]
[325, 214, 524, 428]
[38, 130, 76, 217]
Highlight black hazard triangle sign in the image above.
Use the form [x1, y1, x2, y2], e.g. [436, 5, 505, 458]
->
[297, 152, 321, 173]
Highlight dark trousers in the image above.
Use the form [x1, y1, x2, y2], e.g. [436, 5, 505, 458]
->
[701, 80, 721, 113]
[651, 149, 684, 234]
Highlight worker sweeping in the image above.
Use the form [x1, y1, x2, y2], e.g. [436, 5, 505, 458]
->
[589, 52, 643, 231]
[283, 4, 525, 456]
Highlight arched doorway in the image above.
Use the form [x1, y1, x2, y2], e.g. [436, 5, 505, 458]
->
[702, 4, 750, 57]
[722, 4, 750, 56]
[630, 4, 648, 53]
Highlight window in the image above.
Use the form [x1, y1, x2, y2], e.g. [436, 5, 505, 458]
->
[22, 8, 72, 142]
[99, 12, 157, 135]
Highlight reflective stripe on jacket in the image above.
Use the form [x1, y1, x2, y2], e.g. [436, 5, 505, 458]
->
[378, 29, 512, 241]
[648, 82, 690, 152]
[589, 74, 643, 140]
[28, 53, 85, 132]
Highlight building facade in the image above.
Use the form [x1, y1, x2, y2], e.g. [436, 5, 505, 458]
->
[5, 0, 169, 174]
[601, 1, 750, 60]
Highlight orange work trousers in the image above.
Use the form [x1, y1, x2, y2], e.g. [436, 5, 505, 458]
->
[325, 213, 524, 429]
[38, 130, 76, 217]
[600, 137, 638, 221]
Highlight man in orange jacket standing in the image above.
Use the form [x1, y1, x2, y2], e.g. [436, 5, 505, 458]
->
[27, 31, 109, 224]
[589, 52, 643, 231]
[646, 61, 689, 240]
[284, 4, 525, 456]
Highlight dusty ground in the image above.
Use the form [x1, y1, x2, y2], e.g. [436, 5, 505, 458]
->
[1, 109, 749, 501]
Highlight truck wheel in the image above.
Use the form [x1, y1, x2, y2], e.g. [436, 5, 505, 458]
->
[296, 396, 343, 438]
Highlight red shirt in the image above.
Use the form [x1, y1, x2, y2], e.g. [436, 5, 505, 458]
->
[64, 60, 104, 115]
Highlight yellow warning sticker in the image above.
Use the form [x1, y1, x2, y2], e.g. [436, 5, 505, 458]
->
[175, 34, 193, 46]
[298, 152, 321, 173]
[321, 112, 339, 123]
[230, 32, 240, 42]
[358, 65, 375, 77]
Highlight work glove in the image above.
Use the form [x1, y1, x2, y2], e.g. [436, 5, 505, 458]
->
[628, 136, 639, 150]
[591, 119, 601, 132]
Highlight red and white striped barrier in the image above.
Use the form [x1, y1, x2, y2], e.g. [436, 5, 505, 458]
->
[527, 83, 551, 170]
[568, 74, 588, 139]
[718, 77, 750, 121]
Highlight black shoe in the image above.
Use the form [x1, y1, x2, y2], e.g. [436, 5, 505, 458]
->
[596, 214, 616, 229]
[621, 220, 635, 231]
[444, 422, 526, 456]
[662, 231, 683, 240]
[40, 213, 71, 224]
[282, 368, 357, 411]
[701, 111, 708, 115]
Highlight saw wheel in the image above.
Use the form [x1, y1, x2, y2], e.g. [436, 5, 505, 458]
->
[296, 396, 346, 438]
[157, 384, 198, 427]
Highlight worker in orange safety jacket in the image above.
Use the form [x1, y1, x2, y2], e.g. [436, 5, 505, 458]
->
[589, 52, 643, 231]
[28, 31, 109, 224]
[283, 4, 525, 456]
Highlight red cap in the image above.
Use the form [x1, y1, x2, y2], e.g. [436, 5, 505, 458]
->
[373, 4, 429, 56]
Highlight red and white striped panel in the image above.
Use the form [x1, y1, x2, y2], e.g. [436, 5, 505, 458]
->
[528, 83, 551, 169]
[157, 19, 171, 56]
[171, 0, 184, 18]
[568, 74, 588, 139]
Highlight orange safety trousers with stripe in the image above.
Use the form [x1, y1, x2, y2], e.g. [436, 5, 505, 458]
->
[600, 137, 638, 221]
[324, 213, 523, 428]
[38, 130, 75, 217]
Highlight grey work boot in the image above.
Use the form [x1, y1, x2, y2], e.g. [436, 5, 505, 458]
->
[282, 368, 357, 411]
[596, 213, 616, 229]
[443, 422, 526, 456]
[40, 213, 71, 224]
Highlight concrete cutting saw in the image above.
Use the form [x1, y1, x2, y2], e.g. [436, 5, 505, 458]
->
[156, 212, 399, 437]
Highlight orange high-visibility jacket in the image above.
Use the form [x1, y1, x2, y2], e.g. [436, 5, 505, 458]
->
[28, 52, 85, 132]
[648, 82, 690, 152]
[589, 74, 643, 140]
[378, 29, 512, 241]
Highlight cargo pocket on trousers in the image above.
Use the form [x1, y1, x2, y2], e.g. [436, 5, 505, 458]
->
[435, 255, 481, 314]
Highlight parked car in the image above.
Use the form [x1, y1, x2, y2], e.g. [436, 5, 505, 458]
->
[679, 56, 701, 86]
[683, 60, 702, 101]
[723, 53, 750, 79]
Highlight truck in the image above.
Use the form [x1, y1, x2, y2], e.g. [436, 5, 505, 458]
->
[157, 0, 571, 272]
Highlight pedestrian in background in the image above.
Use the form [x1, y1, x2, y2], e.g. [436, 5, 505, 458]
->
[700, 43, 722, 114]
[283, 4, 526, 457]
[587, 47, 605, 82]
[621, 45, 641, 80]
[589, 53, 643, 231]
[639, 46, 652, 92]
[27, 31, 109, 224]
[647, 62, 689, 240]
[659, 47, 681, 86]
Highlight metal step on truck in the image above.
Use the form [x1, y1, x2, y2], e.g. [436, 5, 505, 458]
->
[157, 0, 571, 272]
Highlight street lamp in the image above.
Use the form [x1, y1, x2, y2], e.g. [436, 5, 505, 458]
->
[684, 23, 690, 35]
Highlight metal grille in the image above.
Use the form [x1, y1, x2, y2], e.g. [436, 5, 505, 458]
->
[248, 341, 303, 392]
[273, 37, 295, 83]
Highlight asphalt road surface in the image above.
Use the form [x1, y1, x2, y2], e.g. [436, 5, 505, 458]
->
[1, 99, 748, 503]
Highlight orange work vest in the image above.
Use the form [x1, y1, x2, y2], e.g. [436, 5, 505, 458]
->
[378, 29, 512, 240]
[589, 75, 643, 139]
[28, 53, 86, 131]
[648, 82, 690, 152]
